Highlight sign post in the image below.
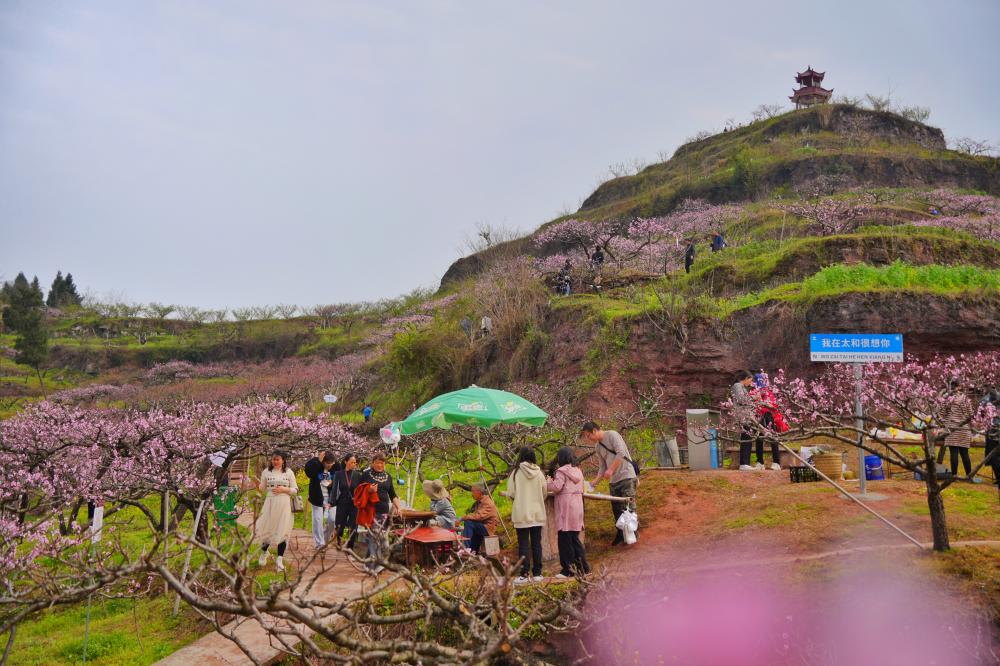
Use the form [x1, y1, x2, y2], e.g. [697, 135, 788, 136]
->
[809, 333, 903, 499]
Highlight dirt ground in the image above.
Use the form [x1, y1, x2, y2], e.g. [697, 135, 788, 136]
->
[573, 470, 1000, 665]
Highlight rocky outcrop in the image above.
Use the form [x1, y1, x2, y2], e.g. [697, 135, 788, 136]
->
[533, 292, 1000, 417]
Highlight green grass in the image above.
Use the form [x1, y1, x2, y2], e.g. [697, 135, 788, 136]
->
[722, 502, 819, 530]
[9, 593, 207, 666]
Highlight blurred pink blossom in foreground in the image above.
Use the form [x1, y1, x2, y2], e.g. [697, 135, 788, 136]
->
[584, 563, 993, 665]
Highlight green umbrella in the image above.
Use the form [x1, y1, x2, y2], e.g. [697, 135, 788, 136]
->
[391, 386, 547, 497]
[396, 385, 548, 435]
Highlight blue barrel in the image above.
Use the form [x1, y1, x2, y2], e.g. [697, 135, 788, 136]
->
[864, 454, 885, 481]
[708, 428, 718, 469]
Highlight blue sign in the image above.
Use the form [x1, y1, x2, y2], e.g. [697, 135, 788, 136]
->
[809, 333, 903, 363]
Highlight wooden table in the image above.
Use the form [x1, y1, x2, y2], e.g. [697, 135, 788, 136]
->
[397, 509, 437, 527]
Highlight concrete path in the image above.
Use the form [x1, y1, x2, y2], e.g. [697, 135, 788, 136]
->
[155, 528, 368, 666]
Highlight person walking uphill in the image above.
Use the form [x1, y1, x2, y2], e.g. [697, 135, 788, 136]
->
[506, 447, 547, 583]
[255, 451, 298, 572]
[547, 447, 590, 578]
[583, 422, 638, 546]
[304, 450, 339, 548]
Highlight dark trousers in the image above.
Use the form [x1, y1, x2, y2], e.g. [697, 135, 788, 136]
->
[262, 541, 286, 556]
[516, 526, 543, 576]
[557, 530, 590, 576]
[609, 478, 638, 545]
[739, 417, 781, 467]
[334, 504, 358, 548]
[462, 520, 489, 553]
[987, 431, 1000, 485]
[950, 447, 972, 476]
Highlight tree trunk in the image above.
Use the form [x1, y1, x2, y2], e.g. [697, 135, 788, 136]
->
[923, 444, 950, 551]
[926, 485, 949, 551]
[35, 368, 46, 399]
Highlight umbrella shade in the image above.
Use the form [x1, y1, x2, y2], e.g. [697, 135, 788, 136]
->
[397, 385, 547, 435]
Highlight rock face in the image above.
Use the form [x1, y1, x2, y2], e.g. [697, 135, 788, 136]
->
[534, 293, 1000, 418]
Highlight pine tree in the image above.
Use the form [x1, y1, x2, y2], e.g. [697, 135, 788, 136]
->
[46, 271, 65, 308]
[2, 272, 44, 332]
[14, 308, 49, 397]
[62, 273, 82, 306]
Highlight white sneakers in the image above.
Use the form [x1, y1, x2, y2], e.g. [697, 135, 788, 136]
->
[513, 576, 530, 585]
[554, 573, 569, 579]
[740, 463, 780, 471]
[532, 576, 544, 583]
[275, 556, 285, 572]
[258, 552, 269, 567]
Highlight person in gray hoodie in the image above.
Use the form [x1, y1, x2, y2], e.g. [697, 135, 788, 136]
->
[506, 446, 548, 583]
[422, 479, 457, 529]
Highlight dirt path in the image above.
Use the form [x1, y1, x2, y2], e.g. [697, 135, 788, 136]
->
[154, 527, 368, 666]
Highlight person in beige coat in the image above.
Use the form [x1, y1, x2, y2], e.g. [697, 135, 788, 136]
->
[506, 446, 547, 583]
[255, 450, 298, 572]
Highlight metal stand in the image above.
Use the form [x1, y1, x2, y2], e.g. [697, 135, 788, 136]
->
[851, 363, 888, 500]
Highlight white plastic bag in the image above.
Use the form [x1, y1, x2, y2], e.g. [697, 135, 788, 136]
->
[616, 509, 639, 545]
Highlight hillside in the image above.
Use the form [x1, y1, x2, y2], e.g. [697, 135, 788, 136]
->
[3, 104, 1000, 421]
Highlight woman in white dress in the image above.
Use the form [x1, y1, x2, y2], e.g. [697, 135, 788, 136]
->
[256, 450, 298, 571]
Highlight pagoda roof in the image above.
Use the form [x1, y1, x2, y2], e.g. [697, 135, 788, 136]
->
[795, 66, 826, 82]
[790, 85, 833, 100]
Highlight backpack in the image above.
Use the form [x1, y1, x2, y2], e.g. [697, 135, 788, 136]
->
[599, 441, 641, 477]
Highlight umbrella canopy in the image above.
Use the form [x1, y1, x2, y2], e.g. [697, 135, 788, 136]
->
[396, 385, 547, 435]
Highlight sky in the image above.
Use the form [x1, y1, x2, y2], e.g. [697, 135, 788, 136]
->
[2, 1, 998, 310]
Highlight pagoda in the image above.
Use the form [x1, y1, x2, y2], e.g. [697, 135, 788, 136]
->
[790, 66, 833, 109]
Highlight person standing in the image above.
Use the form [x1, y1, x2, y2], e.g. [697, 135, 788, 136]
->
[982, 388, 1000, 487]
[360, 453, 401, 574]
[591, 246, 605, 272]
[460, 483, 499, 554]
[732, 370, 778, 471]
[547, 447, 590, 578]
[255, 451, 298, 572]
[941, 385, 975, 479]
[506, 447, 547, 583]
[422, 479, 458, 529]
[303, 450, 339, 548]
[750, 373, 785, 470]
[362, 405, 373, 423]
[684, 241, 696, 274]
[332, 453, 362, 548]
[583, 422, 638, 546]
[480, 315, 493, 338]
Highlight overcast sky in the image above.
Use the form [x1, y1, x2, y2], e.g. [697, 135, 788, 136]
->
[2, 1, 998, 309]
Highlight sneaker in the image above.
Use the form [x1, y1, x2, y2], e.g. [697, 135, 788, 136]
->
[770, 463, 781, 471]
[532, 576, 545, 583]
[275, 556, 285, 572]
[739, 464, 753, 471]
[555, 573, 569, 579]
[971, 477, 984, 484]
[258, 552, 269, 567]
[754, 463, 765, 470]
[513, 576, 530, 585]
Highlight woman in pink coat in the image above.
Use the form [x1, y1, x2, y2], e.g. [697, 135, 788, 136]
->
[547, 447, 591, 578]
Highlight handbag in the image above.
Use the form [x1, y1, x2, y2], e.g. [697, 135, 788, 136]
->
[291, 493, 304, 513]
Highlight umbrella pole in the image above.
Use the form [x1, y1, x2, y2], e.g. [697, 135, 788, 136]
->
[477, 428, 512, 543]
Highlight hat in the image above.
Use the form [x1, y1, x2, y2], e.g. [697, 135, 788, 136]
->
[422, 478, 450, 501]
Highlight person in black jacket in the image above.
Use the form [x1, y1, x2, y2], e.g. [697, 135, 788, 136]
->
[304, 451, 339, 548]
[331, 453, 362, 548]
